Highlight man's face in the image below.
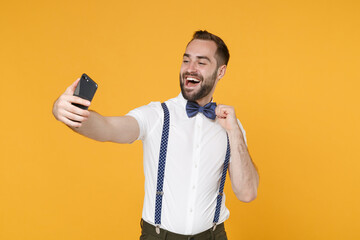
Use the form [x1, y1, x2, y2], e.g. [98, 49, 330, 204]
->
[180, 39, 220, 102]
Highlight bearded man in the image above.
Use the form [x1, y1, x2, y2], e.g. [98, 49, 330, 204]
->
[53, 30, 259, 240]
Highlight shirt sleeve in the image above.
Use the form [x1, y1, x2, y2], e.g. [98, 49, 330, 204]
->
[126, 102, 162, 141]
[237, 119, 247, 146]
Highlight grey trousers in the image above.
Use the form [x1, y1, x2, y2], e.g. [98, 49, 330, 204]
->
[140, 219, 228, 240]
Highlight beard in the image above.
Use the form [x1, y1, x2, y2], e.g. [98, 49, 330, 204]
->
[180, 69, 218, 102]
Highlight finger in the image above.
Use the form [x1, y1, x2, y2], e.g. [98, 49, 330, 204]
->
[65, 103, 90, 117]
[67, 95, 91, 107]
[65, 78, 80, 95]
[215, 105, 222, 116]
[62, 110, 88, 123]
[55, 98, 89, 117]
[55, 95, 90, 116]
[58, 115, 82, 128]
[216, 105, 227, 118]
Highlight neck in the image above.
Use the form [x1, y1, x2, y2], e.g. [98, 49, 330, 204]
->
[195, 95, 213, 106]
[196, 85, 217, 106]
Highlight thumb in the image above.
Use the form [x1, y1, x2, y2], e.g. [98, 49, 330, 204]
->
[65, 78, 80, 95]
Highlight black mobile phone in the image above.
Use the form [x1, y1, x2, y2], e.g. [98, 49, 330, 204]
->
[72, 73, 98, 110]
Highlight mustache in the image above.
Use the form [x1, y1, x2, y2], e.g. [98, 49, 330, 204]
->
[182, 72, 203, 80]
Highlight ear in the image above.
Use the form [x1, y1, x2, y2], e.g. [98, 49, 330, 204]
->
[217, 65, 227, 80]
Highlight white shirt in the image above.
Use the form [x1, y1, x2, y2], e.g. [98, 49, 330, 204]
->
[127, 93, 247, 235]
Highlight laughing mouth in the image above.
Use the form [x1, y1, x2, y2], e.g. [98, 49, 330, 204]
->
[184, 76, 201, 88]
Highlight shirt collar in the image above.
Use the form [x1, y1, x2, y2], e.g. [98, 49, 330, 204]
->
[176, 92, 188, 109]
[176, 92, 215, 107]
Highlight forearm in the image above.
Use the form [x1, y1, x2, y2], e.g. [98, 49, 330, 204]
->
[228, 127, 259, 202]
[69, 110, 109, 142]
[70, 111, 139, 143]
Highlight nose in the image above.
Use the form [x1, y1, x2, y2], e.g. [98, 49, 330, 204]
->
[186, 62, 197, 73]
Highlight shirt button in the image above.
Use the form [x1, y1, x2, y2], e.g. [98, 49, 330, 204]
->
[195, 164, 198, 168]
[192, 185, 196, 190]
[196, 144, 199, 149]
[190, 208, 193, 213]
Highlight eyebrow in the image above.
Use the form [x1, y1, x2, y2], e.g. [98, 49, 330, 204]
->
[183, 53, 212, 63]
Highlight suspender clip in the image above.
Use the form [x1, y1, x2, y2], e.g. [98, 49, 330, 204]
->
[213, 223, 217, 231]
[155, 225, 161, 234]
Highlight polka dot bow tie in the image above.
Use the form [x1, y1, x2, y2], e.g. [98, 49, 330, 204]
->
[186, 101, 217, 120]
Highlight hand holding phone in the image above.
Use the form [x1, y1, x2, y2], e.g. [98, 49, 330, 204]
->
[72, 73, 98, 110]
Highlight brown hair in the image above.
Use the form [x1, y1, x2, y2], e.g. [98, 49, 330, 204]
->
[189, 30, 230, 67]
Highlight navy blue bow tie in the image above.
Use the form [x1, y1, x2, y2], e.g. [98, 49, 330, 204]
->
[186, 101, 217, 120]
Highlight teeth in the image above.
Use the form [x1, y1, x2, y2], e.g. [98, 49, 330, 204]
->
[187, 77, 200, 82]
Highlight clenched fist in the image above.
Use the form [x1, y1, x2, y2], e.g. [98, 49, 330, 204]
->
[215, 104, 240, 132]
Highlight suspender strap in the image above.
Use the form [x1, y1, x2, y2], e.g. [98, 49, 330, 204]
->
[213, 134, 231, 228]
[154, 102, 231, 232]
[154, 102, 170, 231]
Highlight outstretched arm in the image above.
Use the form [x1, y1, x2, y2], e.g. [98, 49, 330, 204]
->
[52, 79, 139, 143]
[216, 104, 259, 202]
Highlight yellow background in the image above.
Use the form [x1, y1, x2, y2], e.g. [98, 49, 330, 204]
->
[1, 0, 359, 239]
